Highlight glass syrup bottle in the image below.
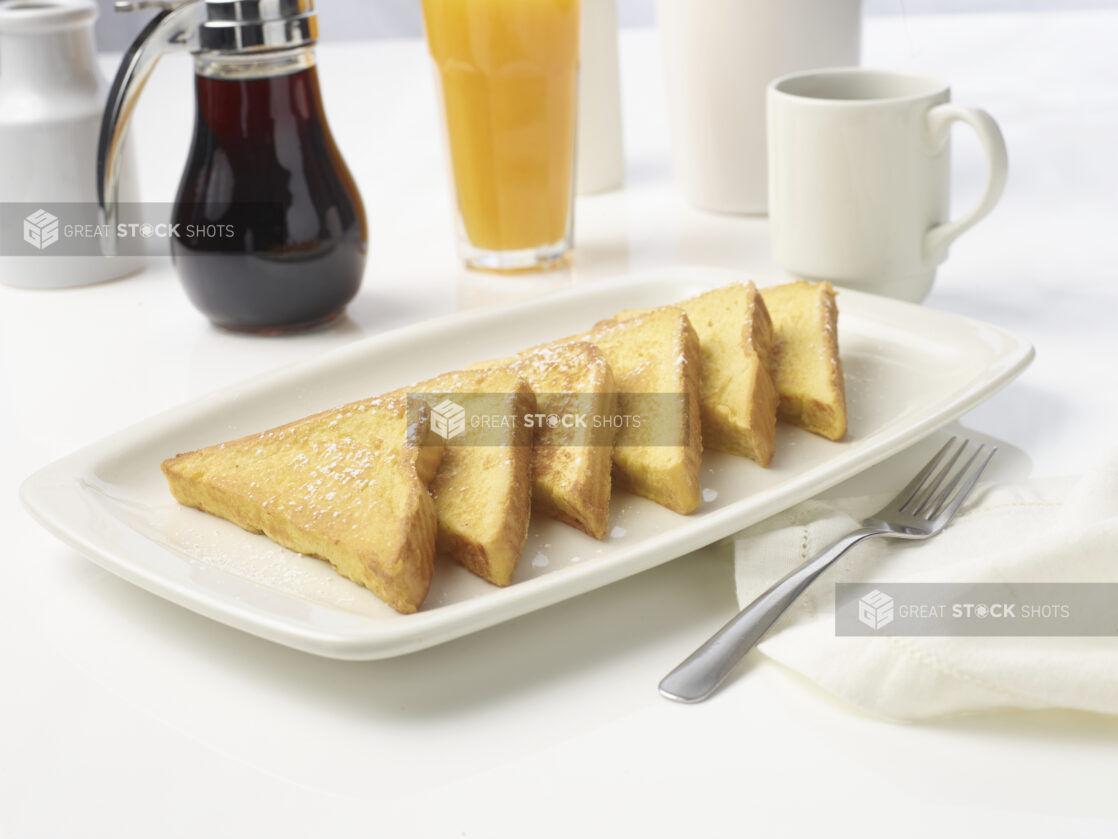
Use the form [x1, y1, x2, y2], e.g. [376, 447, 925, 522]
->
[99, 0, 366, 334]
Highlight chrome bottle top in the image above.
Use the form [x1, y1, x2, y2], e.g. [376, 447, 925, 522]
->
[113, 0, 317, 54]
[197, 0, 317, 53]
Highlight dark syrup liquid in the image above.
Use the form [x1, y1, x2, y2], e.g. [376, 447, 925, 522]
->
[171, 65, 366, 333]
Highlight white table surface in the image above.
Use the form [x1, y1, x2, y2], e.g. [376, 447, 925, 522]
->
[3, 11, 1118, 838]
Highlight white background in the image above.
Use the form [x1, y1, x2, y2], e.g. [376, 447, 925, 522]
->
[3, 7, 1118, 839]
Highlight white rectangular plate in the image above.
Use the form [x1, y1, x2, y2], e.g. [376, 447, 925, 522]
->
[21, 268, 1033, 659]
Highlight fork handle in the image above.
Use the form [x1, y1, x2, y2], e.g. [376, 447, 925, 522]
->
[659, 527, 882, 703]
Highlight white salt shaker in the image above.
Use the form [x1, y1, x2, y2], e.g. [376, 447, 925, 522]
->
[0, 0, 144, 288]
[576, 0, 624, 195]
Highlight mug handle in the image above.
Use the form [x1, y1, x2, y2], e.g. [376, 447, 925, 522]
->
[923, 104, 1009, 261]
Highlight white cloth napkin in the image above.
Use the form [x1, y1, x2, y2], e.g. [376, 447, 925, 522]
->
[733, 447, 1118, 721]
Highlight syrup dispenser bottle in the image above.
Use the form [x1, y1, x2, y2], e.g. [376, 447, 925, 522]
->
[99, 0, 366, 333]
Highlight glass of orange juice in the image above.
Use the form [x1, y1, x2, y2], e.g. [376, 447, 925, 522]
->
[421, 0, 580, 272]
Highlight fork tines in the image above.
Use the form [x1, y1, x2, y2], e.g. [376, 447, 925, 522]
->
[897, 437, 996, 522]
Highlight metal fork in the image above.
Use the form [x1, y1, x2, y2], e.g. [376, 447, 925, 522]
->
[659, 437, 996, 704]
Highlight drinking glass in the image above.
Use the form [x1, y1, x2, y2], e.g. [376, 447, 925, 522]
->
[421, 0, 580, 272]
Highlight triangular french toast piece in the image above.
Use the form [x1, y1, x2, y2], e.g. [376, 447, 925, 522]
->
[469, 342, 618, 540]
[761, 280, 847, 441]
[161, 397, 444, 614]
[398, 368, 536, 587]
[619, 282, 780, 466]
[541, 307, 702, 514]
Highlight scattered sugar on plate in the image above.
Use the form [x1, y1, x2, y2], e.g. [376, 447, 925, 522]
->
[531, 553, 549, 568]
[610, 526, 627, 539]
[702, 488, 718, 503]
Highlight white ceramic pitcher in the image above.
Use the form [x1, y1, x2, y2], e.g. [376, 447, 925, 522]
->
[0, 0, 143, 288]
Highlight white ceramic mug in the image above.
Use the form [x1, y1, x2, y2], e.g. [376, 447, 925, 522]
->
[657, 0, 862, 215]
[767, 67, 1008, 302]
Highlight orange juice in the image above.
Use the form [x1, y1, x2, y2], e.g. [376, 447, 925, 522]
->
[421, 0, 580, 267]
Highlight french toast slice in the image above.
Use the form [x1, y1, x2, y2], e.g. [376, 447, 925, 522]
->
[161, 397, 444, 614]
[468, 342, 618, 540]
[399, 368, 536, 587]
[541, 307, 702, 514]
[618, 282, 780, 466]
[761, 280, 847, 441]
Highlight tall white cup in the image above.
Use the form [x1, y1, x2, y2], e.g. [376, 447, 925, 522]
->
[768, 68, 1009, 302]
[657, 0, 861, 215]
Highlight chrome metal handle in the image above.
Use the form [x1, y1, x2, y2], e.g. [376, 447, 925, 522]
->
[97, 0, 202, 240]
[659, 527, 881, 703]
